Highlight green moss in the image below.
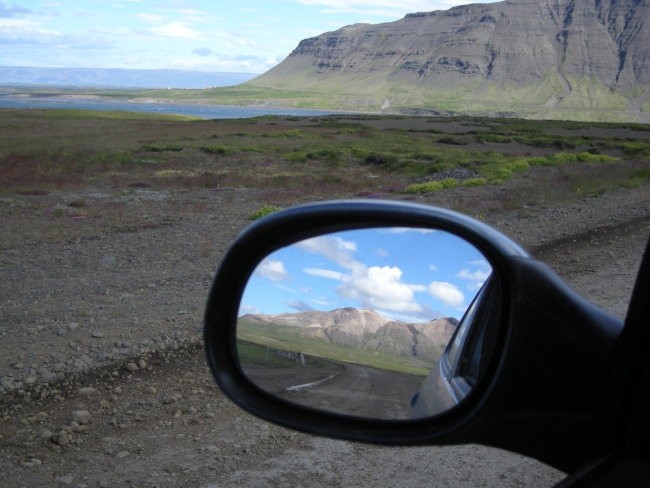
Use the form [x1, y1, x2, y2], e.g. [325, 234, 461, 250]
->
[623, 168, 650, 188]
[248, 204, 282, 221]
[283, 129, 307, 138]
[404, 178, 461, 194]
[533, 152, 620, 165]
[477, 159, 530, 183]
[621, 141, 650, 157]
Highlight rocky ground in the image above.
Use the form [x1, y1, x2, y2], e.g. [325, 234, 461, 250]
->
[0, 177, 648, 488]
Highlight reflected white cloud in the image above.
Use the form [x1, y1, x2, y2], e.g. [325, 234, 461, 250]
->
[303, 267, 345, 280]
[256, 259, 289, 281]
[299, 236, 427, 315]
[244, 227, 489, 322]
[297, 235, 357, 268]
[385, 227, 436, 234]
[428, 281, 465, 308]
[339, 265, 426, 314]
[457, 259, 492, 290]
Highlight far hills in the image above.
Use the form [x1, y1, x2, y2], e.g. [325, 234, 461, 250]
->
[238, 308, 458, 367]
[234, 0, 649, 122]
[0, 67, 257, 89]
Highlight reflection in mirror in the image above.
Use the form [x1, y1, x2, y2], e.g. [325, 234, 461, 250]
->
[236, 227, 492, 420]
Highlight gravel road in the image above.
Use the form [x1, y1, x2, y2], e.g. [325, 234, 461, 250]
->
[246, 361, 423, 419]
[0, 180, 648, 488]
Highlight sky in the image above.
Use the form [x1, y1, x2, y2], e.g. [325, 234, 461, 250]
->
[0, 0, 492, 74]
[240, 228, 492, 323]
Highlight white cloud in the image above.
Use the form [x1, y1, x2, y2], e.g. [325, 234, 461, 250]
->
[137, 13, 164, 23]
[312, 297, 332, 307]
[294, 0, 454, 18]
[297, 235, 357, 268]
[274, 283, 299, 294]
[385, 227, 435, 234]
[457, 268, 490, 283]
[376, 248, 389, 258]
[0, 2, 31, 18]
[298, 234, 428, 315]
[339, 265, 426, 314]
[304, 267, 345, 280]
[256, 259, 289, 282]
[239, 303, 262, 315]
[170, 52, 275, 73]
[0, 17, 58, 43]
[428, 281, 465, 308]
[457, 259, 492, 290]
[151, 22, 200, 39]
[218, 31, 259, 48]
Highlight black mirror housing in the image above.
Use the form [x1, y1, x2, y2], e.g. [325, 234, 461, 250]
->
[203, 200, 623, 473]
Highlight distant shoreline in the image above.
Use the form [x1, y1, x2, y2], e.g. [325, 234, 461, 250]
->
[0, 92, 353, 119]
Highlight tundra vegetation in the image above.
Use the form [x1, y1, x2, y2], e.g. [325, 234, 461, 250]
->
[1, 109, 648, 209]
[0, 107, 647, 488]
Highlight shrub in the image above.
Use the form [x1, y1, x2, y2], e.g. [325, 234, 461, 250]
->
[200, 145, 233, 156]
[623, 168, 650, 188]
[463, 177, 489, 187]
[141, 144, 184, 152]
[620, 141, 650, 157]
[478, 159, 530, 183]
[404, 178, 460, 194]
[306, 148, 343, 162]
[283, 129, 306, 138]
[285, 151, 308, 163]
[477, 134, 515, 144]
[363, 153, 400, 169]
[436, 135, 471, 145]
[248, 205, 282, 221]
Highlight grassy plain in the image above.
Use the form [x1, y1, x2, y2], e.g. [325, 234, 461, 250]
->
[1, 108, 648, 211]
[237, 320, 434, 376]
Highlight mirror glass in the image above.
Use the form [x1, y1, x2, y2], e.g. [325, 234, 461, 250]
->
[236, 227, 493, 420]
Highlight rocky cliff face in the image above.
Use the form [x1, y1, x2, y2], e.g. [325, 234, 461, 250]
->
[251, 0, 649, 119]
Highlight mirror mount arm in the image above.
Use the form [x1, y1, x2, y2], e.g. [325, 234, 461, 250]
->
[473, 256, 624, 472]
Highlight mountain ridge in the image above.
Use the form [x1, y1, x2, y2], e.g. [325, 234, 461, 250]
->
[240, 307, 459, 362]
[246, 0, 650, 121]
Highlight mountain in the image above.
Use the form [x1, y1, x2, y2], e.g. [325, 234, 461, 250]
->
[247, 0, 650, 121]
[240, 308, 458, 362]
[0, 67, 258, 89]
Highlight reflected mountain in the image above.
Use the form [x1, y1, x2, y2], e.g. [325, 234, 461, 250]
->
[239, 307, 458, 364]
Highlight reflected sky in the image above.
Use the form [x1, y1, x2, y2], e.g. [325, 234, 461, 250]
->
[240, 228, 491, 322]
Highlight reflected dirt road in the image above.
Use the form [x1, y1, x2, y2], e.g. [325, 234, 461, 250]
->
[244, 360, 423, 419]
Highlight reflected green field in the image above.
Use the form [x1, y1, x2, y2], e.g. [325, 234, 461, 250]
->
[237, 319, 437, 376]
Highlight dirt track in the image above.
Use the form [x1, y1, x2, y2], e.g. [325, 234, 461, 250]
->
[246, 361, 422, 419]
[1, 178, 649, 487]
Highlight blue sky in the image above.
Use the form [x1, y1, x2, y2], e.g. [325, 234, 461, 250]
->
[1, 0, 492, 74]
[240, 228, 492, 323]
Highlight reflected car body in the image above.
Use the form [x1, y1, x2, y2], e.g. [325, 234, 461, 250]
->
[411, 274, 500, 418]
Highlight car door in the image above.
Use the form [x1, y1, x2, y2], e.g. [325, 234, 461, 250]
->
[411, 275, 501, 417]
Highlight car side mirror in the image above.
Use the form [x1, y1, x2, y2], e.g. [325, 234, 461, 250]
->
[236, 226, 498, 420]
[204, 200, 623, 472]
